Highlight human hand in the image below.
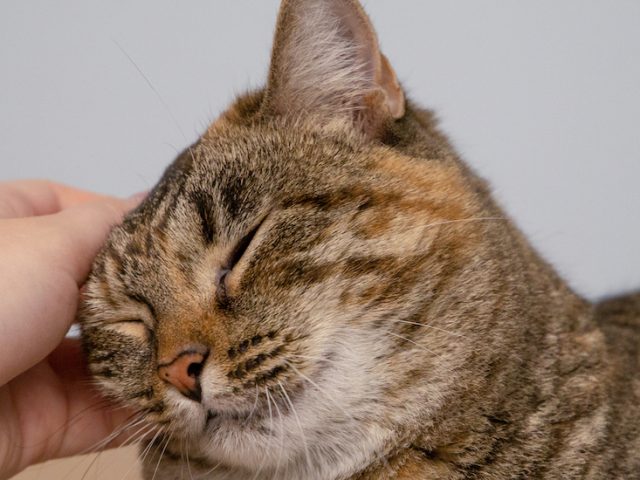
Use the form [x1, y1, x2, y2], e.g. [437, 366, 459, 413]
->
[0, 180, 144, 479]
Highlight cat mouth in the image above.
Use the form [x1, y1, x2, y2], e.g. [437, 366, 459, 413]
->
[204, 407, 259, 429]
[206, 409, 220, 423]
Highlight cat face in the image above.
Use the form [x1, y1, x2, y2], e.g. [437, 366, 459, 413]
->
[80, 0, 498, 477]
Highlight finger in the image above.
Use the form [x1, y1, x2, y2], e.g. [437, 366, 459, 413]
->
[0, 243, 79, 386]
[0, 180, 114, 219]
[0, 195, 144, 385]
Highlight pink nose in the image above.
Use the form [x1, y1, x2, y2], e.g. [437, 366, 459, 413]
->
[158, 349, 207, 402]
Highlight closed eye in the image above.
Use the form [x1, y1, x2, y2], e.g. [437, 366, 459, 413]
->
[218, 214, 269, 302]
[106, 319, 152, 338]
[226, 219, 263, 271]
[114, 318, 153, 332]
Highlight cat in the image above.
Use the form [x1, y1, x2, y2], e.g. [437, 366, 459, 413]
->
[79, 0, 640, 479]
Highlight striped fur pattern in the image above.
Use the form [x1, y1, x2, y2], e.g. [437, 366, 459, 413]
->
[80, 1, 640, 479]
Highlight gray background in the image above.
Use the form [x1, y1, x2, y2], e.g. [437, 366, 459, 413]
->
[1, 1, 639, 300]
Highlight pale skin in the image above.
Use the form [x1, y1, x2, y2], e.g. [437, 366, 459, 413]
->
[0, 180, 142, 479]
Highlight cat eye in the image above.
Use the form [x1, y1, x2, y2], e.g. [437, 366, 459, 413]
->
[217, 215, 268, 303]
[226, 219, 263, 271]
[106, 318, 152, 339]
[115, 318, 153, 331]
[217, 268, 231, 302]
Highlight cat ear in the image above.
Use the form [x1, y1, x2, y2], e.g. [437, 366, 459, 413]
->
[262, 0, 405, 137]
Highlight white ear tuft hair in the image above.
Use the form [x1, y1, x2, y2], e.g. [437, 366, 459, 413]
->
[264, 0, 405, 137]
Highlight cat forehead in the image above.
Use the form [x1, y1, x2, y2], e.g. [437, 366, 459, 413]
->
[128, 117, 468, 239]
[195, 119, 367, 175]
[107, 123, 372, 251]
[149, 123, 375, 218]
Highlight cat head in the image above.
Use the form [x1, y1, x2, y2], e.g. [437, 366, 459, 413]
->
[80, 0, 503, 477]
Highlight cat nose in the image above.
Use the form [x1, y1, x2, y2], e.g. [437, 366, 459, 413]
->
[158, 347, 209, 402]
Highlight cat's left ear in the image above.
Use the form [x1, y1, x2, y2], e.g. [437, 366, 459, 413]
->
[262, 0, 405, 138]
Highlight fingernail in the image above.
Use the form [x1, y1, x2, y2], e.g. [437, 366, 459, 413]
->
[124, 191, 148, 208]
[128, 191, 148, 202]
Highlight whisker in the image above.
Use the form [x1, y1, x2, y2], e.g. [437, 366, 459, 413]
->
[249, 389, 274, 480]
[178, 437, 185, 480]
[278, 381, 312, 477]
[413, 216, 507, 233]
[120, 425, 160, 480]
[60, 451, 101, 480]
[265, 387, 274, 440]
[243, 385, 261, 426]
[267, 388, 285, 480]
[283, 361, 344, 417]
[112, 39, 188, 143]
[198, 460, 222, 478]
[78, 411, 144, 456]
[184, 437, 195, 480]
[151, 429, 174, 480]
[273, 392, 288, 480]
[121, 421, 157, 448]
[16, 398, 114, 450]
[288, 353, 343, 367]
[392, 319, 469, 339]
[80, 449, 103, 480]
[136, 427, 163, 476]
[284, 360, 393, 474]
[386, 331, 446, 359]
[250, 387, 273, 479]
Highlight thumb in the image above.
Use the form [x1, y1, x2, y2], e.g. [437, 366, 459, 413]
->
[0, 193, 144, 386]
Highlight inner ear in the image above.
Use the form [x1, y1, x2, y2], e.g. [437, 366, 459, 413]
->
[262, 0, 405, 138]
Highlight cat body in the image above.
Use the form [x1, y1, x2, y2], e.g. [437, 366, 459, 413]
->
[80, 1, 640, 479]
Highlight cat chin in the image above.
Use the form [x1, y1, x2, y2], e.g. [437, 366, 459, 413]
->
[181, 415, 393, 480]
[144, 394, 394, 480]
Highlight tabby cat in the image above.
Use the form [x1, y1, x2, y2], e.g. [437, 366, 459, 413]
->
[80, 1, 640, 478]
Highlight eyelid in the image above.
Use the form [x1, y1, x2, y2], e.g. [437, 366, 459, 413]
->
[224, 215, 268, 271]
[105, 319, 151, 339]
[218, 212, 271, 299]
[217, 268, 231, 301]
[113, 318, 153, 330]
